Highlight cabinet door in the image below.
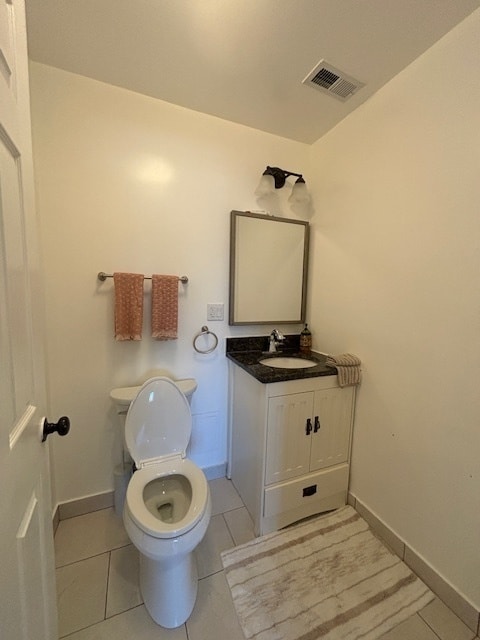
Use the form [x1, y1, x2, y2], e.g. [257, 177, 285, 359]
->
[310, 387, 354, 472]
[265, 392, 313, 485]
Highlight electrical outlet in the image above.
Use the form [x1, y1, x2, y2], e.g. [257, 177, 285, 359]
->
[207, 303, 224, 321]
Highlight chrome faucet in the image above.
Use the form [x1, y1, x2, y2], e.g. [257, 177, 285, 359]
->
[269, 328, 285, 353]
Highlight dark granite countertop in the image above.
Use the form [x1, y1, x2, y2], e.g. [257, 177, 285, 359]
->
[226, 335, 336, 384]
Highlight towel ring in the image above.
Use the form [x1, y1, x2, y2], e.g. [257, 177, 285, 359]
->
[193, 326, 218, 354]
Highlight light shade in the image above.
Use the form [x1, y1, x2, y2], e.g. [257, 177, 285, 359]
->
[288, 177, 311, 205]
[254, 173, 275, 197]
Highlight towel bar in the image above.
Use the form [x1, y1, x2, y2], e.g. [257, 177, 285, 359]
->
[98, 272, 188, 283]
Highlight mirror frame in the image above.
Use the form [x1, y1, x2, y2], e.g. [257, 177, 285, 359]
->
[229, 210, 309, 325]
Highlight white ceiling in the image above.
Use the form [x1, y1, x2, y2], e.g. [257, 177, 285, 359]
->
[25, 0, 479, 144]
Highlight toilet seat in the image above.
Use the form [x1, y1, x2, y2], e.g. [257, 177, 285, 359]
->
[124, 376, 208, 539]
[126, 457, 209, 538]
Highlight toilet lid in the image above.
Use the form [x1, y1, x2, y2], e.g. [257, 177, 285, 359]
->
[125, 376, 192, 467]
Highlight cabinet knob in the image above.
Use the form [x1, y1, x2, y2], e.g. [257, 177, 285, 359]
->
[314, 416, 321, 433]
[306, 418, 312, 435]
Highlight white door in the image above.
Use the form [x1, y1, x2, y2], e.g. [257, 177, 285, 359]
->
[0, 1, 58, 639]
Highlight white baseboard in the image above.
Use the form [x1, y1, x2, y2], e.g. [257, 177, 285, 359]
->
[348, 491, 479, 634]
[202, 462, 227, 480]
[54, 491, 114, 522]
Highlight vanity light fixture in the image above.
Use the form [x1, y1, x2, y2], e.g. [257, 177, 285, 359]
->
[254, 166, 311, 206]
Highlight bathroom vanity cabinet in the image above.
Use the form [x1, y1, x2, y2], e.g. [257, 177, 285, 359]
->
[229, 366, 355, 536]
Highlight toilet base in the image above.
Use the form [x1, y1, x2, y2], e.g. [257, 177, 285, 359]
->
[140, 550, 198, 628]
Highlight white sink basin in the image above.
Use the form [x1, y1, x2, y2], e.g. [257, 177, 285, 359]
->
[259, 357, 318, 369]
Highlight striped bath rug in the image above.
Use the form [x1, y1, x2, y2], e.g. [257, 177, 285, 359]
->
[221, 506, 434, 640]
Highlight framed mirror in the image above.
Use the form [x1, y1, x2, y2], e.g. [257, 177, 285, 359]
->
[229, 210, 309, 325]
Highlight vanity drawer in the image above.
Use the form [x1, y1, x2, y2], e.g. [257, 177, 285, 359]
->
[263, 464, 349, 518]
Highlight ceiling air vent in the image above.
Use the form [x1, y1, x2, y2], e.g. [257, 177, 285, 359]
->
[303, 60, 364, 101]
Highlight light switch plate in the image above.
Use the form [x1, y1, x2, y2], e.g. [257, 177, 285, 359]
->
[207, 303, 224, 321]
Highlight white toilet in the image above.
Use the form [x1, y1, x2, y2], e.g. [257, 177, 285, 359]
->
[122, 376, 211, 628]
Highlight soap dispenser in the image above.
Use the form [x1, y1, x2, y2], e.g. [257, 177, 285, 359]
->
[300, 324, 312, 354]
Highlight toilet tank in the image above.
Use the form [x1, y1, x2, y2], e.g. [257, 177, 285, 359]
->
[110, 377, 197, 414]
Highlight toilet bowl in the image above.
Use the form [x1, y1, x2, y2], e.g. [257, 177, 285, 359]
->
[122, 376, 211, 628]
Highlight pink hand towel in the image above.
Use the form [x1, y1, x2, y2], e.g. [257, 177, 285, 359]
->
[113, 272, 144, 341]
[151, 274, 178, 340]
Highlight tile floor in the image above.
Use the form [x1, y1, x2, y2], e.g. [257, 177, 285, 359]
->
[54, 478, 478, 640]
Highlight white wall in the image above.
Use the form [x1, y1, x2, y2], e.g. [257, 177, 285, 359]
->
[307, 10, 480, 608]
[29, 62, 309, 507]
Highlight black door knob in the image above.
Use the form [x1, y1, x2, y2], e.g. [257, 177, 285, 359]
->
[42, 416, 71, 442]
